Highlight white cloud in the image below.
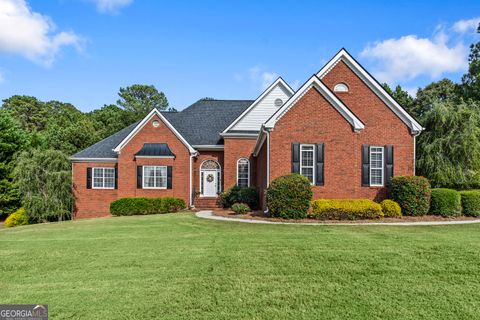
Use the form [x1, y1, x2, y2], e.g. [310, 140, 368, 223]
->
[93, 0, 133, 13]
[248, 66, 278, 90]
[360, 30, 468, 83]
[0, 0, 83, 66]
[452, 17, 480, 34]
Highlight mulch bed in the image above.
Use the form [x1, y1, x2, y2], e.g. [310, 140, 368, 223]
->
[211, 209, 480, 224]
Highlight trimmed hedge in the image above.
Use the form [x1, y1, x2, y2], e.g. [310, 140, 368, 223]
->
[231, 203, 250, 215]
[5, 208, 29, 228]
[390, 176, 431, 216]
[110, 197, 186, 216]
[460, 190, 480, 217]
[430, 188, 462, 217]
[266, 174, 313, 219]
[219, 186, 258, 209]
[380, 199, 402, 217]
[310, 199, 383, 220]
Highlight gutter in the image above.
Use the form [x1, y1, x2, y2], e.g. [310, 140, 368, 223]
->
[261, 126, 271, 187]
[189, 152, 199, 208]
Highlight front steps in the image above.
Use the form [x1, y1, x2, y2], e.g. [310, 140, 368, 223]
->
[194, 197, 222, 210]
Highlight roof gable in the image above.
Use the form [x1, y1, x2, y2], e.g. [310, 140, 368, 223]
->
[264, 75, 365, 131]
[317, 48, 423, 134]
[113, 109, 197, 154]
[222, 78, 294, 134]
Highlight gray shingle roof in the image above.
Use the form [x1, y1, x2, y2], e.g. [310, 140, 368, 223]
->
[135, 143, 175, 157]
[71, 99, 253, 160]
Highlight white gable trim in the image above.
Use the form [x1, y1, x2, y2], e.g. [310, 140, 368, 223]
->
[222, 77, 294, 133]
[112, 109, 197, 154]
[317, 48, 423, 135]
[264, 75, 365, 132]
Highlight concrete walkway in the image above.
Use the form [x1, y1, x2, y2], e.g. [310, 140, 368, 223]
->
[196, 210, 480, 226]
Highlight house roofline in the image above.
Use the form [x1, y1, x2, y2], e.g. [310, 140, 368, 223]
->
[70, 157, 118, 163]
[221, 77, 295, 133]
[112, 108, 197, 154]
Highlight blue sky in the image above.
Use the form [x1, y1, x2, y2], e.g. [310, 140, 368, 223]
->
[0, 0, 479, 112]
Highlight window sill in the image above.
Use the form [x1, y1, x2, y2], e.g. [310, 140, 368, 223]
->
[142, 187, 167, 190]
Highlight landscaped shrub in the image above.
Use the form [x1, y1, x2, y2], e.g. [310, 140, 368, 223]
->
[310, 199, 383, 220]
[5, 208, 29, 228]
[430, 188, 462, 217]
[460, 190, 480, 217]
[380, 199, 402, 217]
[219, 186, 258, 209]
[266, 174, 313, 219]
[389, 176, 431, 216]
[231, 203, 250, 214]
[110, 197, 186, 216]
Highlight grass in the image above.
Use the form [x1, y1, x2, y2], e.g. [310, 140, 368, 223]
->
[1, 212, 480, 319]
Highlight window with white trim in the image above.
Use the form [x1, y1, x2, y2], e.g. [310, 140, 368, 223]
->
[93, 167, 115, 189]
[334, 83, 349, 92]
[300, 144, 315, 184]
[370, 146, 384, 186]
[143, 166, 167, 189]
[237, 158, 250, 187]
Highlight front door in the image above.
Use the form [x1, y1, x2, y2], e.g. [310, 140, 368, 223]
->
[202, 170, 217, 197]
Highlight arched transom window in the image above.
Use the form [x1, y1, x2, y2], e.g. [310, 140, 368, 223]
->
[201, 160, 220, 170]
[334, 83, 349, 92]
[237, 158, 250, 187]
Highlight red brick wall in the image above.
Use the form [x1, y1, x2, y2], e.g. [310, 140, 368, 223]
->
[72, 162, 118, 219]
[255, 140, 268, 207]
[73, 114, 192, 219]
[268, 62, 414, 202]
[223, 138, 257, 189]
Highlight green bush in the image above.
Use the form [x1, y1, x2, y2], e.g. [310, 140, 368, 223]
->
[390, 176, 431, 216]
[266, 174, 313, 219]
[231, 203, 250, 214]
[460, 190, 480, 217]
[110, 197, 186, 216]
[219, 186, 258, 209]
[310, 199, 383, 220]
[5, 208, 29, 227]
[380, 199, 402, 217]
[430, 188, 462, 217]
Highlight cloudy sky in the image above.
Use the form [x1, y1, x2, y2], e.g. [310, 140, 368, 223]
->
[0, 0, 479, 111]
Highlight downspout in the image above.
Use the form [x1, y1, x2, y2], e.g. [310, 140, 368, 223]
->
[189, 153, 196, 208]
[413, 134, 417, 176]
[261, 126, 270, 187]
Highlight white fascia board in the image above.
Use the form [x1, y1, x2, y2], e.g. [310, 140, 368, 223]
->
[192, 145, 225, 150]
[264, 75, 365, 132]
[222, 77, 294, 134]
[317, 49, 423, 134]
[219, 133, 259, 138]
[134, 155, 175, 159]
[70, 158, 118, 162]
[253, 127, 267, 157]
[112, 108, 197, 154]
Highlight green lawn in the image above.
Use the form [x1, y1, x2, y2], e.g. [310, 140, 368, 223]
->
[1, 213, 480, 319]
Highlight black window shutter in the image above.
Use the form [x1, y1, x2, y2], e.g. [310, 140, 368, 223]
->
[292, 143, 300, 173]
[315, 143, 324, 186]
[114, 165, 118, 189]
[86, 167, 92, 189]
[167, 166, 173, 189]
[361, 145, 370, 186]
[385, 145, 394, 186]
[137, 166, 143, 189]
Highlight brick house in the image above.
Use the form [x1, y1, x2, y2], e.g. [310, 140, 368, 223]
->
[71, 49, 423, 218]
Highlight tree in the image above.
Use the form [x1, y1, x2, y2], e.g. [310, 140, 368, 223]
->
[88, 104, 135, 139]
[1, 96, 49, 132]
[415, 79, 457, 118]
[460, 41, 480, 101]
[116, 84, 169, 121]
[383, 83, 416, 116]
[14, 149, 73, 222]
[416, 100, 480, 189]
[0, 111, 27, 216]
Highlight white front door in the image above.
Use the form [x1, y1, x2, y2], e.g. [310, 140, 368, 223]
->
[202, 170, 217, 197]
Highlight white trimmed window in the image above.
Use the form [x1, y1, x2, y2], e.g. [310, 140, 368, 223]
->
[237, 158, 250, 187]
[93, 167, 115, 189]
[370, 146, 384, 186]
[143, 166, 167, 189]
[300, 144, 315, 184]
[334, 83, 349, 92]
